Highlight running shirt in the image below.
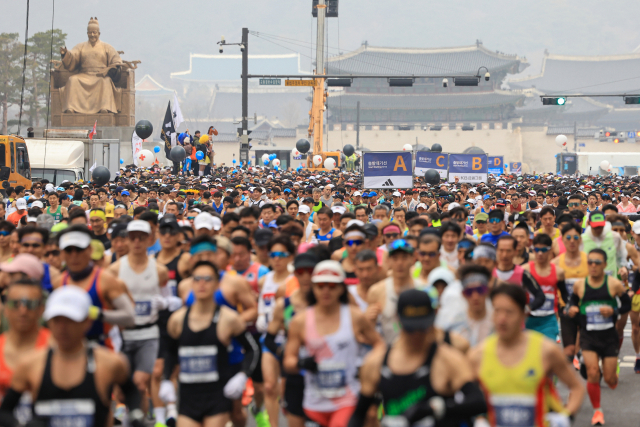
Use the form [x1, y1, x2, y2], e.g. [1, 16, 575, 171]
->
[557, 252, 588, 307]
[579, 276, 617, 333]
[316, 228, 336, 242]
[118, 255, 161, 341]
[257, 271, 289, 333]
[45, 205, 63, 224]
[528, 262, 557, 317]
[62, 268, 111, 345]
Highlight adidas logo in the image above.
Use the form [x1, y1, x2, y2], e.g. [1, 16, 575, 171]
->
[381, 179, 395, 187]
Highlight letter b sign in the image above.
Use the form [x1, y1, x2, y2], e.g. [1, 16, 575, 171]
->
[472, 157, 482, 170]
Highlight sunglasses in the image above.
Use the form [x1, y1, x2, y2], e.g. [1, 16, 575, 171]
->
[346, 240, 364, 247]
[193, 275, 215, 282]
[476, 220, 486, 225]
[564, 235, 580, 241]
[21, 243, 42, 249]
[568, 203, 580, 207]
[0, 231, 10, 237]
[418, 251, 439, 258]
[462, 286, 488, 297]
[488, 218, 502, 224]
[533, 246, 551, 253]
[587, 259, 604, 265]
[314, 282, 339, 289]
[384, 233, 399, 239]
[5, 298, 41, 310]
[159, 228, 180, 236]
[269, 251, 291, 259]
[294, 267, 314, 275]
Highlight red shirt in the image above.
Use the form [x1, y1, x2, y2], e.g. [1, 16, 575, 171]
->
[6, 210, 26, 226]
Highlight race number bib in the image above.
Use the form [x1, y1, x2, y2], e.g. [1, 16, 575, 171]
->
[491, 395, 535, 427]
[585, 304, 614, 331]
[316, 361, 347, 398]
[179, 346, 219, 383]
[34, 399, 96, 427]
[135, 301, 152, 316]
[530, 292, 555, 317]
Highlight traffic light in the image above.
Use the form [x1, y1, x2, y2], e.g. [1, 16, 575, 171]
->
[389, 78, 413, 87]
[624, 96, 640, 104]
[542, 97, 566, 105]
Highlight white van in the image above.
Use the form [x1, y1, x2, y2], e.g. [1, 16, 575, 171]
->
[26, 139, 85, 185]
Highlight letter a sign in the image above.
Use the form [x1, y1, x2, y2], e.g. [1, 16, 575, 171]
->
[363, 152, 413, 189]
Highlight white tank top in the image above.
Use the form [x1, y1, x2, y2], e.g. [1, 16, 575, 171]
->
[348, 286, 368, 313]
[303, 305, 360, 412]
[119, 255, 161, 340]
[256, 271, 288, 333]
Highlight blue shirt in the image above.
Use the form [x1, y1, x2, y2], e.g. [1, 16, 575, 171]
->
[212, 201, 224, 214]
[147, 238, 162, 256]
[480, 231, 510, 247]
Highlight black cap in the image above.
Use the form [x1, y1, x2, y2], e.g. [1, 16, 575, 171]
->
[254, 228, 274, 246]
[397, 289, 436, 332]
[363, 223, 379, 238]
[159, 214, 180, 231]
[293, 252, 318, 270]
[110, 223, 129, 239]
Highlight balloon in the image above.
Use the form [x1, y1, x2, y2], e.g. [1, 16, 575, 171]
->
[120, 159, 124, 164]
[232, 159, 237, 164]
[343, 144, 355, 157]
[196, 151, 205, 160]
[170, 146, 186, 162]
[403, 144, 413, 151]
[292, 149, 300, 157]
[296, 139, 311, 154]
[272, 159, 281, 167]
[200, 135, 210, 144]
[313, 155, 323, 166]
[424, 169, 440, 185]
[135, 120, 153, 139]
[178, 132, 188, 144]
[431, 143, 442, 152]
[262, 154, 269, 163]
[600, 160, 610, 170]
[92, 166, 110, 186]
[274, 166, 279, 171]
[270, 154, 277, 160]
[153, 146, 161, 153]
[555, 134, 568, 147]
[137, 149, 154, 168]
[324, 158, 336, 170]
[264, 159, 270, 166]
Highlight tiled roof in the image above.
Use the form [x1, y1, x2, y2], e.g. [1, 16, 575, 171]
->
[326, 44, 527, 77]
[135, 75, 174, 95]
[269, 128, 297, 137]
[508, 53, 640, 94]
[211, 91, 310, 125]
[546, 127, 600, 137]
[595, 108, 640, 129]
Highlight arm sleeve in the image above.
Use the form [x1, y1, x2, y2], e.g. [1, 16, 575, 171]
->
[522, 270, 545, 311]
[568, 292, 580, 308]
[263, 332, 282, 357]
[619, 292, 632, 315]
[632, 270, 640, 293]
[442, 381, 488, 421]
[235, 331, 259, 376]
[163, 334, 179, 380]
[347, 394, 376, 427]
[556, 280, 568, 306]
[0, 388, 22, 427]
[102, 293, 136, 328]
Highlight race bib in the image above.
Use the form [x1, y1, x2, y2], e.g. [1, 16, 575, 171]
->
[135, 301, 152, 316]
[585, 305, 614, 331]
[14, 392, 32, 425]
[565, 279, 578, 299]
[179, 345, 219, 383]
[34, 399, 96, 427]
[491, 396, 535, 427]
[316, 361, 347, 398]
[167, 279, 178, 297]
[531, 292, 555, 317]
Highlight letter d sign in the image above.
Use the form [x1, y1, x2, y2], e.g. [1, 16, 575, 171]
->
[472, 157, 482, 170]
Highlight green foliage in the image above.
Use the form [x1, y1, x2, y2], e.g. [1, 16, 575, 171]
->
[0, 33, 24, 134]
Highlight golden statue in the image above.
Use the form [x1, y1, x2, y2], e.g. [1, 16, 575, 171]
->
[59, 17, 124, 114]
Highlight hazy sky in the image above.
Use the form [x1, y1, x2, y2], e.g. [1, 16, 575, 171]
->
[3, 0, 640, 85]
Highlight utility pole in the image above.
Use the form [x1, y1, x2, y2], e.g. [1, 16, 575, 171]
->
[356, 101, 360, 148]
[573, 121, 577, 153]
[240, 27, 249, 164]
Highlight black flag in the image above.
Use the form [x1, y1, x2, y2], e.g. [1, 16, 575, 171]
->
[160, 101, 175, 158]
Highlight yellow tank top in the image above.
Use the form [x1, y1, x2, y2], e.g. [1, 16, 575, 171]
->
[479, 331, 546, 427]
[557, 252, 588, 306]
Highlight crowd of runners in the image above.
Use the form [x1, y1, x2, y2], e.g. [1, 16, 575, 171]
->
[1, 164, 640, 427]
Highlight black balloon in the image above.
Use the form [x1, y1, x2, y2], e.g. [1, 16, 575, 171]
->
[424, 169, 440, 185]
[431, 143, 442, 152]
[463, 146, 485, 155]
[135, 120, 153, 139]
[170, 146, 187, 162]
[92, 166, 111, 186]
[343, 144, 355, 156]
[296, 139, 311, 154]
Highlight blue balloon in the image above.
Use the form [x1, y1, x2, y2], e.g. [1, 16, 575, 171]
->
[263, 159, 269, 166]
[274, 165, 279, 171]
[120, 159, 124, 164]
[153, 146, 161, 153]
[178, 132, 187, 143]
[232, 159, 236, 164]
[269, 154, 276, 160]
[232, 169, 237, 174]
[248, 160, 251, 165]
[196, 151, 204, 160]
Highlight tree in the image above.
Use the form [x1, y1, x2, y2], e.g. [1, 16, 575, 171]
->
[25, 29, 66, 127]
[0, 33, 24, 134]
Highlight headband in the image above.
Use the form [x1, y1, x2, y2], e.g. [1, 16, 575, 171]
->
[472, 245, 496, 261]
[462, 273, 489, 288]
[190, 241, 217, 255]
[89, 210, 106, 220]
[344, 231, 366, 240]
[382, 225, 401, 234]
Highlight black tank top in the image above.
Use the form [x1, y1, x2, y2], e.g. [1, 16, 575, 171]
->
[178, 306, 231, 393]
[33, 346, 110, 427]
[156, 251, 184, 331]
[579, 276, 617, 335]
[340, 259, 359, 286]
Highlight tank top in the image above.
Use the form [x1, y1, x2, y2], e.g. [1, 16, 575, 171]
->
[479, 332, 547, 427]
[157, 251, 183, 297]
[493, 265, 525, 286]
[555, 236, 566, 255]
[178, 306, 231, 393]
[118, 255, 161, 341]
[257, 271, 288, 333]
[528, 262, 557, 317]
[340, 259, 359, 286]
[557, 252, 588, 306]
[45, 205, 63, 224]
[317, 228, 335, 242]
[33, 346, 110, 427]
[579, 276, 617, 333]
[303, 305, 359, 412]
[347, 287, 368, 313]
[0, 329, 50, 425]
[238, 262, 263, 295]
[62, 268, 109, 344]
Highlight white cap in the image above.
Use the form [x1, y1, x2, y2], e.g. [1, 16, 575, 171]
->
[127, 220, 152, 234]
[392, 191, 402, 197]
[59, 231, 92, 250]
[331, 206, 347, 215]
[45, 183, 54, 191]
[194, 213, 214, 230]
[211, 216, 222, 231]
[447, 202, 461, 211]
[312, 260, 346, 284]
[346, 219, 365, 228]
[26, 216, 38, 223]
[417, 203, 428, 209]
[353, 191, 362, 197]
[15, 198, 27, 210]
[326, 184, 334, 188]
[633, 222, 640, 234]
[298, 205, 310, 214]
[43, 286, 92, 322]
[31, 200, 44, 209]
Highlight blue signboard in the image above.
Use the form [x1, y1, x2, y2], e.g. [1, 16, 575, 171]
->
[363, 152, 413, 188]
[415, 152, 448, 178]
[510, 162, 522, 175]
[448, 154, 488, 183]
[487, 156, 504, 175]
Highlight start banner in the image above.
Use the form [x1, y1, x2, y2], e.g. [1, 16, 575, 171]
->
[363, 151, 413, 188]
[415, 152, 449, 178]
[488, 156, 504, 175]
[448, 154, 488, 183]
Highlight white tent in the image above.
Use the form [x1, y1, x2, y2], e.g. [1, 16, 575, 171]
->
[25, 139, 84, 169]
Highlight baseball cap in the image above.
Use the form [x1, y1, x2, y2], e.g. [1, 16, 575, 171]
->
[589, 212, 606, 227]
[311, 260, 346, 284]
[388, 239, 414, 255]
[31, 200, 44, 209]
[15, 198, 27, 210]
[127, 220, 152, 234]
[397, 289, 436, 332]
[0, 253, 44, 280]
[121, 190, 130, 196]
[369, 191, 378, 197]
[298, 205, 310, 214]
[110, 223, 128, 239]
[416, 203, 427, 209]
[254, 228, 273, 246]
[91, 240, 105, 261]
[353, 191, 362, 197]
[496, 198, 507, 207]
[632, 222, 640, 234]
[215, 236, 232, 254]
[294, 253, 318, 270]
[59, 231, 92, 250]
[211, 216, 222, 231]
[475, 212, 489, 222]
[483, 194, 492, 200]
[104, 204, 114, 218]
[331, 206, 346, 215]
[159, 214, 180, 231]
[43, 286, 92, 322]
[194, 213, 214, 230]
[392, 191, 402, 197]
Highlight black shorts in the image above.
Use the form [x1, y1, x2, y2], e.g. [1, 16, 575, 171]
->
[282, 373, 305, 418]
[156, 310, 171, 359]
[251, 332, 264, 384]
[580, 330, 619, 359]
[559, 311, 580, 347]
[179, 384, 233, 422]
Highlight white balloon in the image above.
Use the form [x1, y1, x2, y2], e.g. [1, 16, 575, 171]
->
[403, 144, 413, 151]
[292, 149, 300, 157]
[555, 134, 568, 147]
[600, 160, 610, 170]
[324, 158, 336, 170]
[137, 149, 154, 168]
[272, 159, 280, 167]
[313, 155, 323, 166]
[261, 154, 269, 162]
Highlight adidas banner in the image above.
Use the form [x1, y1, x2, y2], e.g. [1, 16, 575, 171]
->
[363, 152, 413, 189]
[488, 156, 504, 175]
[448, 154, 488, 183]
[415, 152, 448, 178]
